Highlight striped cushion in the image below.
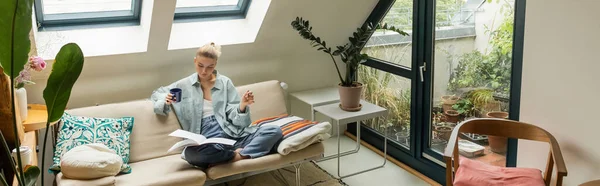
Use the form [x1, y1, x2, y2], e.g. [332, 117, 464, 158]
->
[252, 114, 320, 139]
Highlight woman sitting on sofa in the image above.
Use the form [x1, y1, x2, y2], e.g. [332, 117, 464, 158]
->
[150, 42, 283, 169]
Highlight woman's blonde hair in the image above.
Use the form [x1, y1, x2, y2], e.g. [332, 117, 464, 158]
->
[196, 42, 222, 60]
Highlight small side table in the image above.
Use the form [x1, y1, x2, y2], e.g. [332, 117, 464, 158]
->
[289, 87, 339, 120]
[313, 100, 388, 179]
[23, 104, 56, 132]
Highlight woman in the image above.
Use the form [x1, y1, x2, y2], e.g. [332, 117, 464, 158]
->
[150, 42, 283, 169]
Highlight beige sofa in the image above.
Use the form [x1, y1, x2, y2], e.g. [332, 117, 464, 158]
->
[55, 80, 325, 186]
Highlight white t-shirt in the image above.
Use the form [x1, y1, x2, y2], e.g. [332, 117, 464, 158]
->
[202, 99, 214, 118]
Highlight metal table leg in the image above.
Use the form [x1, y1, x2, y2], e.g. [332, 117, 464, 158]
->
[316, 119, 362, 162]
[334, 119, 387, 179]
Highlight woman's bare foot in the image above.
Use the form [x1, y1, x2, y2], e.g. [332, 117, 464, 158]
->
[231, 148, 250, 162]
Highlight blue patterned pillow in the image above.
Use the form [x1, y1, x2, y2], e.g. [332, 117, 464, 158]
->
[50, 112, 134, 174]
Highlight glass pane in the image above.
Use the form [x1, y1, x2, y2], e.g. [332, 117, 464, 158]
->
[361, 0, 412, 68]
[43, 0, 133, 14]
[359, 66, 411, 149]
[176, 0, 239, 8]
[429, 0, 514, 167]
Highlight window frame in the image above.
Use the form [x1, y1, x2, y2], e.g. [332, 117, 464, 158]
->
[348, 0, 527, 184]
[34, 0, 143, 29]
[173, 0, 252, 21]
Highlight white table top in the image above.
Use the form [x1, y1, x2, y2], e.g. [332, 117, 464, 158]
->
[314, 100, 387, 124]
[290, 86, 339, 106]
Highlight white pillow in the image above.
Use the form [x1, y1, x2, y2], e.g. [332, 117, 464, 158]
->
[61, 143, 123, 179]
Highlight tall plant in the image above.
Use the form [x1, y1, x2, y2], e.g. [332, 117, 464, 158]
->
[291, 17, 409, 87]
[0, 0, 85, 185]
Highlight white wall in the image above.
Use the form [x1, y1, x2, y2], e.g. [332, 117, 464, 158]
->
[27, 0, 379, 109]
[519, 0, 600, 185]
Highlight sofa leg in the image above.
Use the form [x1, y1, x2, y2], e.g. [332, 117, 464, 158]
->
[294, 164, 302, 186]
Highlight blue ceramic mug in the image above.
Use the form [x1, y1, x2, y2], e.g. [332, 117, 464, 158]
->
[169, 88, 182, 103]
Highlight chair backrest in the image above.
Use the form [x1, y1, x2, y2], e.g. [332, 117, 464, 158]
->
[455, 118, 552, 142]
[444, 118, 567, 186]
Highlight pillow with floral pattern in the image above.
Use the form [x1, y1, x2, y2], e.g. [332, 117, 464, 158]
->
[50, 112, 134, 174]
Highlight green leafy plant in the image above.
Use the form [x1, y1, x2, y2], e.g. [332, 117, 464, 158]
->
[291, 17, 409, 87]
[0, 0, 85, 185]
[447, 3, 514, 97]
[359, 65, 411, 133]
[452, 99, 474, 117]
[468, 88, 495, 109]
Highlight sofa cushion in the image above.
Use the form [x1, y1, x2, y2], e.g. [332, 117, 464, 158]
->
[51, 113, 134, 174]
[235, 80, 287, 121]
[56, 173, 115, 186]
[454, 157, 545, 186]
[115, 154, 206, 186]
[65, 100, 182, 163]
[205, 142, 324, 179]
[61, 143, 123, 179]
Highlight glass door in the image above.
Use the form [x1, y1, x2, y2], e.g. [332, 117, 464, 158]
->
[350, 0, 525, 184]
[423, 0, 517, 166]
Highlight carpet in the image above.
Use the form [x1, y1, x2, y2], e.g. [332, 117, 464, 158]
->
[213, 161, 348, 186]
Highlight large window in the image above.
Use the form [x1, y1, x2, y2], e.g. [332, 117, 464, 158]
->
[174, 0, 251, 21]
[34, 0, 142, 29]
[350, 0, 526, 184]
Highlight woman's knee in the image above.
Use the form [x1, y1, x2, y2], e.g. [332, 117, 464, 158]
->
[259, 125, 283, 138]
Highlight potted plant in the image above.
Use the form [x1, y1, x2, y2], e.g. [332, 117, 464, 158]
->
[486, 111, 509, 153]
[441, 95, 459, 112]
[468, 88, 499, 117]
[291, 17, 409, 111]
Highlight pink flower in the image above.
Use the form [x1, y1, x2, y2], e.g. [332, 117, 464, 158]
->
[29, 56, 46, 72]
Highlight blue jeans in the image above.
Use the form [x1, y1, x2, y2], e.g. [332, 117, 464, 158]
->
[183, 116, 282, 168]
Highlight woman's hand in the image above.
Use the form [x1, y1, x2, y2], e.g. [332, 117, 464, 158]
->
[240, 90, 254, 112]
[165, 93, 175, 105]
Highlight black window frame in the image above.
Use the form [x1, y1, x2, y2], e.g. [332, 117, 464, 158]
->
[34, 0, 143, 30]
[173, 0, 251, 21]
[348, 0, 527, 184]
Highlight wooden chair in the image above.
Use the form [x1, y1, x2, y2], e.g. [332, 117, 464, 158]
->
[444, 118, 567, 186]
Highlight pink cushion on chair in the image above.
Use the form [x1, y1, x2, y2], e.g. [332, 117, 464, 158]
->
[454, 157, 545, 186]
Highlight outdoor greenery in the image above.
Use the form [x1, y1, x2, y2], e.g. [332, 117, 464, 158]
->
[359, 65, 411, 134]
[447, 3, 514, 97]
[359, 0, 515, 137]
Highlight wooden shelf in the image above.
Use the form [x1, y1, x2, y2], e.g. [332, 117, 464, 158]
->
[22, 104, 57, 132]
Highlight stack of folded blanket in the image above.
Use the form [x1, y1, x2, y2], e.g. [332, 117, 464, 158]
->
[252, 114, 332, 155]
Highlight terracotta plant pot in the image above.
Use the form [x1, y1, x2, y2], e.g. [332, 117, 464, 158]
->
[486, 111, 508, 119]
[441, 95, 459, 112]
[488, 136, 507, 153]
[444, 110, 460, 123]
[442, 104, 454, 112]
[338, 82, 363, 112]
[486, 111, 509, 153]
[441, 95, 459, 105]
[435, 126, 453, 142]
